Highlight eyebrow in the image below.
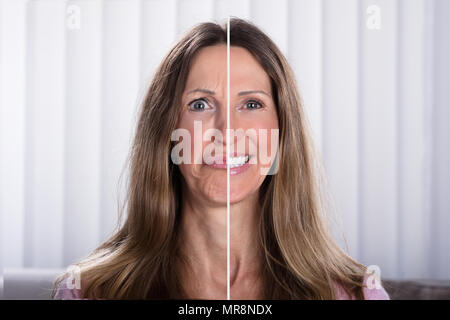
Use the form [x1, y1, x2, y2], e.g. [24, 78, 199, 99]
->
[186, 88, 215, 95]
[186, 88, 271, 97]
[238, 90, 271, 97]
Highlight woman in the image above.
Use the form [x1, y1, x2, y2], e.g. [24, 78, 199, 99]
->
[53, 18, 389, 300]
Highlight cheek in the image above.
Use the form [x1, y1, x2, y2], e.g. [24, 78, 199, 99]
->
[240, 111, 279, 150]
[177, 113, 220, 164]
[239, 107, 278, 129]
[178, 164, 196, 188]
[241, 111, 279, 178]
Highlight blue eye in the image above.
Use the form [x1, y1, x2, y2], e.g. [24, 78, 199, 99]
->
[245, 100, 262, 110]
[188, 99, 209, 111]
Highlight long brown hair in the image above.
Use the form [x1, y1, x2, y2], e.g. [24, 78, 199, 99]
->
[53, 18, 369, 299]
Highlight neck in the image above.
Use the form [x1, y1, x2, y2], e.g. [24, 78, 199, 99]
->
[177, 185, 262, 298]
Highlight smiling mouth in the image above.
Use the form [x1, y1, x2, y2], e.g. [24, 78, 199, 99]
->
[204, 155, 251, 169]
[229, 155, 250, 168]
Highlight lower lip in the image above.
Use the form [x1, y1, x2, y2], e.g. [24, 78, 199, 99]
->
[205, 159, 251, 176]
[230, 160, 251, 176]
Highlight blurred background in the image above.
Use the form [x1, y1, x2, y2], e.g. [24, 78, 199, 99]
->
[0, 0, 449, 297]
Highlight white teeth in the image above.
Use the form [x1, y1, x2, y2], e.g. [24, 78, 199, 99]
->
[229, 155, 249, 168]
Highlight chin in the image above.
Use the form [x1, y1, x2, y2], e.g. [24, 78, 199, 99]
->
[230, 172, 265, 204]
[229, 186, 259, 204]
[229, 194, 247, 205]
[204, 182, 259, 205]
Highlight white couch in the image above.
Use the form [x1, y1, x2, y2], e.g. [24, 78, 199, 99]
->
[1, 268, 65, 300]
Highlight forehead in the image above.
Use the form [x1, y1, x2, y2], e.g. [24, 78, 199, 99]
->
[185, 44, 271, 94]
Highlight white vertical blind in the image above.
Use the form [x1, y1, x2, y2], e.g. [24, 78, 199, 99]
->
[140, 0, 177, 84]
[64, 0, 102, 267]
[397, 0, 427, 279]
[322, 0, 360, 259]
[0, 0, 448, 281]
[100, 0, 141, 245]
[359, 0, 399, 279]
[288, 0, 323, 152]
[251, 0, 288, 55]
[215, 0, 250, 21]
[0, 0, 27, 270]
[25, 0, 66, 268]
[177, 0, 214, 37]
[431, 0, 450, 280]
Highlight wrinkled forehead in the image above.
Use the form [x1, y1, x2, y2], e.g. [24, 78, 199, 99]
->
[184, 44, 272, 97]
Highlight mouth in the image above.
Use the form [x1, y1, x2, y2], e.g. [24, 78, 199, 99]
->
[204, 155, 251, 169]
[229, 155, 250, 168]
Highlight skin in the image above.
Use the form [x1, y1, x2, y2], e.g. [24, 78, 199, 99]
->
[175, 44, 279, 299]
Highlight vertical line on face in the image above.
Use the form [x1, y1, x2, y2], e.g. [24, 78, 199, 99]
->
[226, 15, 231, 301]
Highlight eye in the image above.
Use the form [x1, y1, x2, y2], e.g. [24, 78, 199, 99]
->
[245, 100, 263, 110]
[188, 98, 211, 112]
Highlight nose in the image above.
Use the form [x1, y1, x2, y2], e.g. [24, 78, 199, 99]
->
[213, 101, 241, 150]
[213, 102, 227, 146]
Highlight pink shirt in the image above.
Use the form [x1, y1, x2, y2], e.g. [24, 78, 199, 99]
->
[334, 273, 390, 300]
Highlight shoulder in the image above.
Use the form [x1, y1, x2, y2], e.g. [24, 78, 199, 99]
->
[363, 284, 390, 300]
[53, 277, 85, 300]
[362, 272, 390, 300]
[334, 273, 390, 300]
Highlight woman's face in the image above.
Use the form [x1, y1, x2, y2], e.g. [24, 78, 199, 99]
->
[175, 44, 279, 205]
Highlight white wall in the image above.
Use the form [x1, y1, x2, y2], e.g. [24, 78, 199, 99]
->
[0, 0, 449, 281]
